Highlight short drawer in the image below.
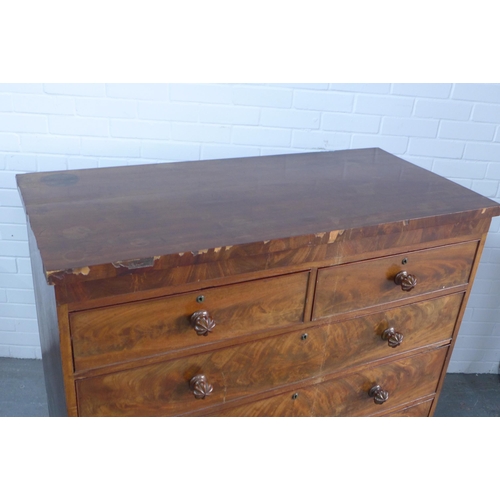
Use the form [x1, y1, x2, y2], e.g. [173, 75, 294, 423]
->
[76, 327, 324, 416]
[70, 271, 309, 372]
[207, 347, 447, 417]
[313, 240, 477, 320]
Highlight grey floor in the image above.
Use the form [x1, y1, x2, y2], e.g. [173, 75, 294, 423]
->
[0, 357, 499, 417]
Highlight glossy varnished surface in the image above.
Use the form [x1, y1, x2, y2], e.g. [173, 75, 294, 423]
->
[313, 240, 477, 319]
[207, 347, 447, 417]
[317, 293, 462, 375]
[16, 148, 500, 281]
[76, 329, 326, 416]
[385, 399, 433, 417]
[58, 218, 489, 304]
[19, 149, 500, 417]
[70, 271, 309, 372]
[75, 291, 458, 417]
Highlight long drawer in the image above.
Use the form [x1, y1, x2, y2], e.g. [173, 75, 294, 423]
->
[207, 347, 448, 417]
[70, 271, 310, 372]
[313, 240, 477, 320]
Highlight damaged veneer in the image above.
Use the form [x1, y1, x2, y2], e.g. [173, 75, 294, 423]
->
[16, 148, 500, 416]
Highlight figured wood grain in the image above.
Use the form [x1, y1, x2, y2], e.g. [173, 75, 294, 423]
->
[309, 346, 447, 416]
[16, 148, 500, 285]
[70, 271, 309, 372]
[76, 294, 454, 417]
[318, 293, 463, 376]
[313, 240, 477, 320]
[383, 399, 433, 417]
[18, 149, 500, 418]
[76, 328, 325, 416]
[207, 347, 447, 417]
[70, 289, 463, 381]
[58, 218, 489, 306]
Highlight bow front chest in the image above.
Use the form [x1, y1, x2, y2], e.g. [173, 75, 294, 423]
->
[17, 148, 500, 417]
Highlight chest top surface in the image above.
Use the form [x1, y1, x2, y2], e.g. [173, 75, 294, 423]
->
[17, 148, 500, 282]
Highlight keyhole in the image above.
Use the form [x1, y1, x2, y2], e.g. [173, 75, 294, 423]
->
[292, 393, 299, 400]
[196, 295, 205, 303]
[301, 333, 308, 341]
[402, 258, 408, 265]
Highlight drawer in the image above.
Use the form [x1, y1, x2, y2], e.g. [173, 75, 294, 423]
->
[383, 399, 433, 417]
[206, 347, 447, 417]
[76, 327, 324, 416]
[313, 240, 477, 320]
[318, 292, 462, 375]
[70, 271, 309, 372]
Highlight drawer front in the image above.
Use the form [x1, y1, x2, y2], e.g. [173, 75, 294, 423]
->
[383, 399, 433, 417]
[313, 241, 477, 320]
[207, 347, 447, 417]
[76, 328, 324, 417]
[319, 293, 462, 375]
[71, 271, 309, 372]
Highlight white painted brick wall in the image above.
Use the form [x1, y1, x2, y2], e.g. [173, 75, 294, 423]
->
[0, 83, 499, 373]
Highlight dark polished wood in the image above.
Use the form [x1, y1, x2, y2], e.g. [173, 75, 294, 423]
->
[70, 271, 309, 372]
[313, 240, 477, 320]
[318, 293, 462, 376]
[17, 148, 500, 417]
[56, 217, 490, 305]
[384, 399, 433, 417]
[76, 329, 327, 416]
[17, 148, 500, 285]
[27, 225, 69, 416]
[76, 293, 460, 417]
[206, 347, 447, 417]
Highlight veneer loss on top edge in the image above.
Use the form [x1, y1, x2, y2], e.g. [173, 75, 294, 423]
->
[16, 148, 500, 416]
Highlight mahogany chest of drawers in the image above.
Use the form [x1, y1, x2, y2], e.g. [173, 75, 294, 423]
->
[17, 148, 500, 417]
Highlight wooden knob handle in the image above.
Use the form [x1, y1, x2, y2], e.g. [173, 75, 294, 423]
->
[189, 374, 213, 399]
[369, 385, 389, 404]
[190, 310, 216, 336]
[382, 327, 404, 348]
[394, 271, 417, 291]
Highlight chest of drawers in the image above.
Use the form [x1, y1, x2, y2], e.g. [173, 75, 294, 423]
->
[17, 148, 500, 417]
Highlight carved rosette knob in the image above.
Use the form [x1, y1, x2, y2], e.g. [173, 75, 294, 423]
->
[369, 385, 389, 405]
[190, 310, 216, 336]
[394, 271, 417, 291]
[189, 375, 213, 399]
[382, 327, 404, 348]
